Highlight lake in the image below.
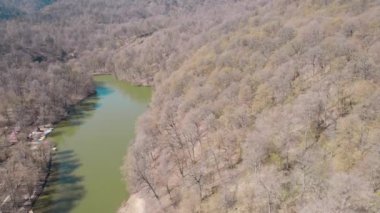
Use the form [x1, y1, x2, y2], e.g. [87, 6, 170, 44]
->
[34, 75, 151, 213]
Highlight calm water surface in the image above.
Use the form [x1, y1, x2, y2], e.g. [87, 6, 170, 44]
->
[34, 75, 151, 213]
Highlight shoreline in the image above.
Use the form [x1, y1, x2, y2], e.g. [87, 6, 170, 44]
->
[29, 89, 96, 212]
[28, 150, 53, 211]
[0, 87, 96, 212]
[93, 72, 153, 87]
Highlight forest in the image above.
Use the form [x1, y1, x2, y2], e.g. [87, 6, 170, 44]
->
[121, 0, 380, 212]
[0, 0, 379, 212]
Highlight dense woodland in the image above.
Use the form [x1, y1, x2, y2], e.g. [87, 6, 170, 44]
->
[0, 0, 379, 212]
[122, 0, 380, 212]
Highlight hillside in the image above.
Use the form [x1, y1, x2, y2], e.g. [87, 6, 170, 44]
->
[121, 0, 380, 212]
[0, 0, 379, 212]
[0, 0, 245, 211]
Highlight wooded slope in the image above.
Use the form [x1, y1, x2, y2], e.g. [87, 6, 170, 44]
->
[123, 1, 380, 212]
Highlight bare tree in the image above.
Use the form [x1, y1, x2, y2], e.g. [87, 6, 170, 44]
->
[131, 151, 160, 200]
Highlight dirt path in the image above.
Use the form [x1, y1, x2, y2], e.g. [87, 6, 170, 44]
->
[119, 194, 145, 213]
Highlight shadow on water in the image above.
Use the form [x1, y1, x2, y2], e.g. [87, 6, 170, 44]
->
[34, 150, 85, 213]
[95, 84, 114, 97]
[48, 86, 114, 138]
[34, 83, 115, 212]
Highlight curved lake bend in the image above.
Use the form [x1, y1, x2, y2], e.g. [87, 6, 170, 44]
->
[34, 75, 151, 213]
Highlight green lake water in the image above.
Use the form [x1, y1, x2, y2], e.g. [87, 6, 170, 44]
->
[34, 75, 151, 213]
